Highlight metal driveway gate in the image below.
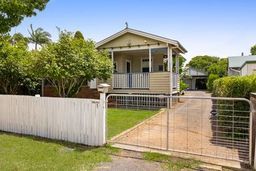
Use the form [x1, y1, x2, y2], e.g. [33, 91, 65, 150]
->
[106, 94, 253, 165]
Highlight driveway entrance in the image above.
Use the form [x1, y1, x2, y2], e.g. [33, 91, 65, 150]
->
[107, 91, 252, 167]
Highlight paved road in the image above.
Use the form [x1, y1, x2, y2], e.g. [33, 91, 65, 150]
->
[94, 150, 164, 171]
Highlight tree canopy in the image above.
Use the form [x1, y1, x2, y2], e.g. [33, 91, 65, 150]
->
[0, 34, 37, 94]
[207, 58, 228, 77]
[32, 31, 112, 97]
[74, 31, 85, 40]
[11, 33, 29, 47]
[251, 44, 256, 55]
[0, 0, 49, 33]
[187, 55, 228, 91]
[187, 55, 219, 72]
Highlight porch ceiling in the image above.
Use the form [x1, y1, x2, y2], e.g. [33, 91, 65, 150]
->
[114, 48, 167, 56]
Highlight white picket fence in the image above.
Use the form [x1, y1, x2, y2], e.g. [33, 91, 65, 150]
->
[0, 95, 106, 146]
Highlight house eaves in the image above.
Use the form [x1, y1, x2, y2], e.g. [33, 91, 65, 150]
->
[96, 28, 187, 53]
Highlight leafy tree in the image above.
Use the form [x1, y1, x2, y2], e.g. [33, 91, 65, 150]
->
[32, 31, 112, 97]
[251, 44, 256, 55]
[207, 58, 228, 77]
[188, 55, 228, 77]
[0, 34, 33, 94]
[11, 33, 29, 47]
[0, 0, 49, 33]
[28, 24, 51, 50]
[187, 55, 228, 91]
[187, 55, 219, 72]
[74, 31, 85, 40]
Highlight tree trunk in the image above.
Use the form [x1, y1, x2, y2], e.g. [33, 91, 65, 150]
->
[35, 43, 38, 50]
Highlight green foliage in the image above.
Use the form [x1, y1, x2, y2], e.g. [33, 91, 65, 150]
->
[188, 55, 228, 76]
[207, 58, 228, 77]
[0, 34, 38, 94]
[206, 74, 219, 91]
[212, 75, 255, 139]
[32, 31, 112, 97]
[187, 55, 219, 72]
[0, 0, 49, 33]
[212, 75, 256, 98]
[188, 56, 228, 92]
[180, 80, 188, 91]
[12, 33, 29, 47]
[74, 31, 85, 40]
[28, 24, 51, 50]
[251, 44, 256, 55]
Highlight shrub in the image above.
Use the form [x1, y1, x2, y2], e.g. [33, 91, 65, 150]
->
[212, 74, 256, 98]
[207, 74, 219, 91]
[212, 75, 256, 140]
[180, 80, 188, 91]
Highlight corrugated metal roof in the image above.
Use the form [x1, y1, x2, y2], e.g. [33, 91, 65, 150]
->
[228, 55, 256, 68]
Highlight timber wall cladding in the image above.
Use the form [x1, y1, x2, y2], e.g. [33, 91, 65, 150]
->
[0, 95, 105, 146]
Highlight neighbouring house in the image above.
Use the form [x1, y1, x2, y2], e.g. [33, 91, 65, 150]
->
[183, 67, 207, 90]
[92, 27, 187, 95]
[228, 55, 256, 76]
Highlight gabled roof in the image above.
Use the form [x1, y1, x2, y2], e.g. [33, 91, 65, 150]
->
[96, 28, 187, 53]
[228, 55, 256, 68]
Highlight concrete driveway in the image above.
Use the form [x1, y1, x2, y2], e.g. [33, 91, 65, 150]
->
[111, 91, 249, 168]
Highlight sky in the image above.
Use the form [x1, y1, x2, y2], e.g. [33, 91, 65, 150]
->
[11, 0, 256, 62]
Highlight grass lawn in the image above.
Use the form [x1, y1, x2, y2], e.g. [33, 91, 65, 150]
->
[107, 108, 158, 139]
[0, 132, 118, 171]
[0, 108, 158, 170]
[143, 152, 200, 171]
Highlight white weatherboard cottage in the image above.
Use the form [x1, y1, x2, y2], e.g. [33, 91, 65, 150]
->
[92, 27, 187, 95]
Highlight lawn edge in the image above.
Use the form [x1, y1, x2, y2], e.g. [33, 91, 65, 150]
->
[108, 109, 165, 142]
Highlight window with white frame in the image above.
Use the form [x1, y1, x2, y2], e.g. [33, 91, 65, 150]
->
[141, 58, 152, 72]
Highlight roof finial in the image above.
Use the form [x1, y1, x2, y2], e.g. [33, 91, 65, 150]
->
[125, 22, 128, 29]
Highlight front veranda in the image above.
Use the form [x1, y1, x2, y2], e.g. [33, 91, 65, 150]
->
[110, 47, 180, 94]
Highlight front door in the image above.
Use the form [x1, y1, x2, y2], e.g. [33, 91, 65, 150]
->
[126, 61, 131, 73]
[126, 61, 132, 87]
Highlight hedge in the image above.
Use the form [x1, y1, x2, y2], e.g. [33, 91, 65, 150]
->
[212, 74, 256, 98]
[212, 75, 256, 140]
[207, 74, 219, 91]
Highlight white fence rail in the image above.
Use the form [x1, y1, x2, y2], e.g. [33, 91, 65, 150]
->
[113, 72, 179, 90]
[113, 73, 149, 89]
[0, 95, 105, 146]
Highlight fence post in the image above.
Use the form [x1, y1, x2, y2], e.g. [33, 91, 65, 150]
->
[250, 93, 256, 168]
[100, 93, 106, 145]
